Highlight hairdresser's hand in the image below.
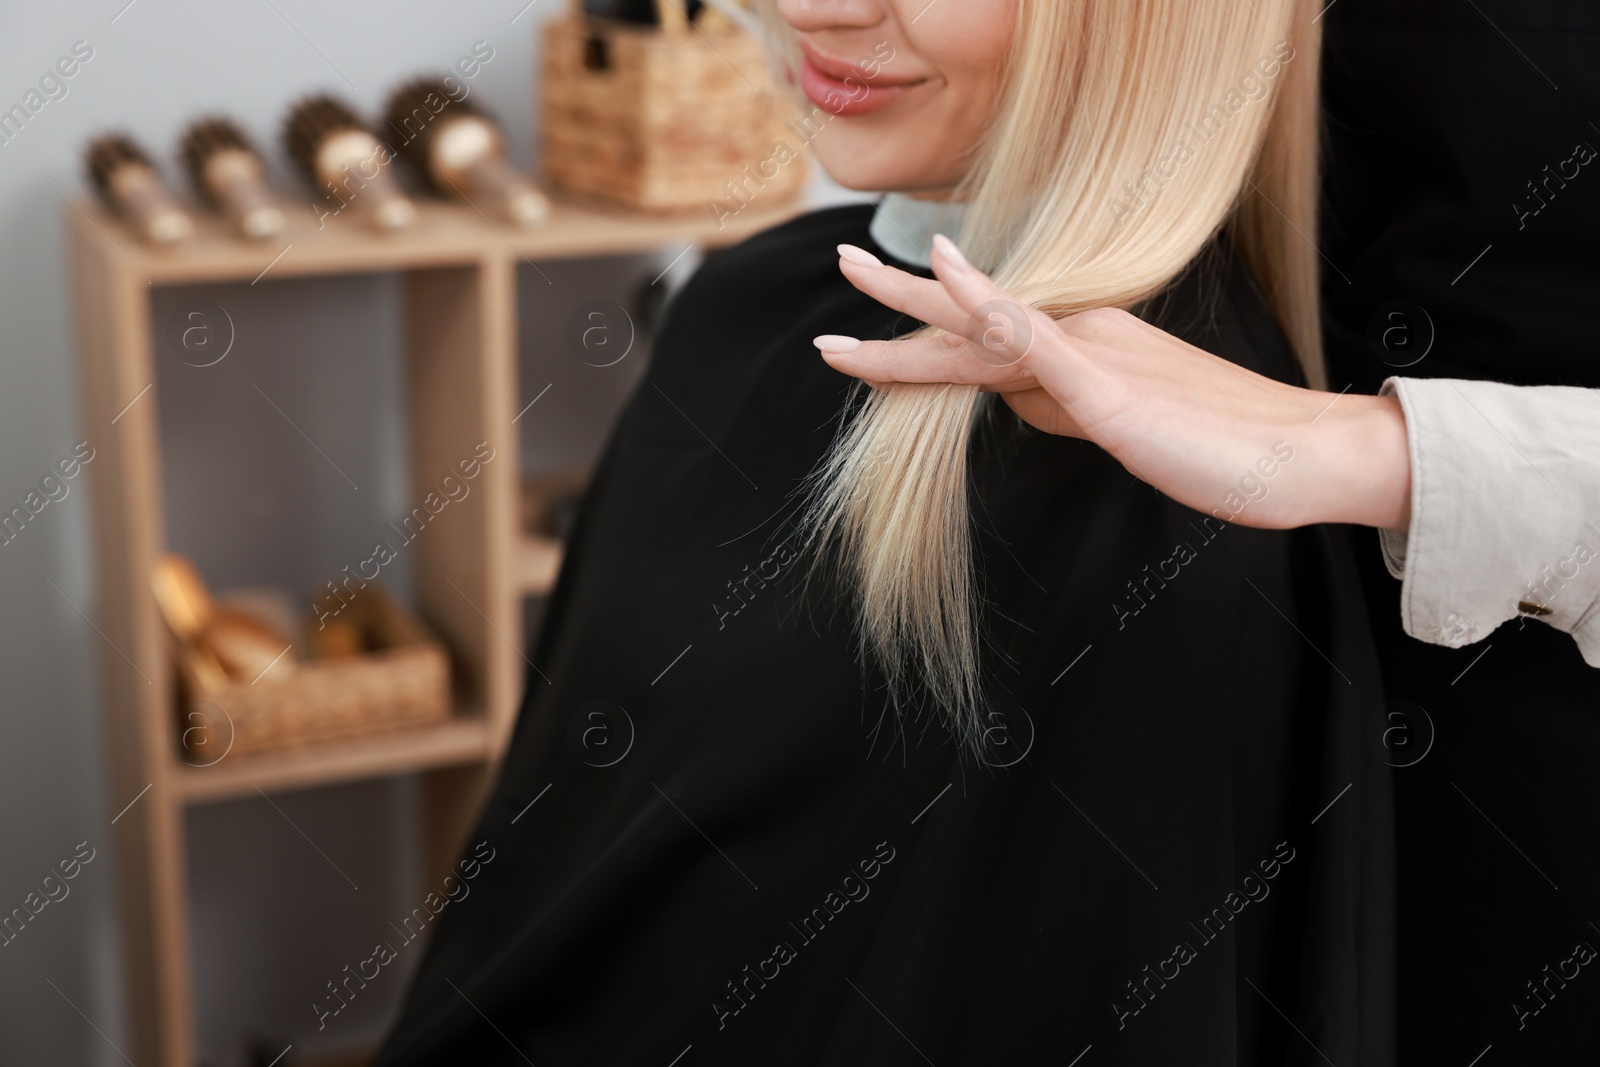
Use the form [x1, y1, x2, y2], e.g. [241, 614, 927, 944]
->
[817, 236, 1411, 531]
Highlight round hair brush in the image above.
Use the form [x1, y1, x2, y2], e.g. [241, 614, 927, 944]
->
[180, 117, 286, 240]
[283, 94, 416, 231]
[384, 77, 548, 228]
[85, 133, 194, 246]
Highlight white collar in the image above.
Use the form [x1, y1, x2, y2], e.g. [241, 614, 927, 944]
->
[868, 192, 968, 269]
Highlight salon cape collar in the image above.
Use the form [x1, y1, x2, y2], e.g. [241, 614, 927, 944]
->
[869, 192, 968, 271]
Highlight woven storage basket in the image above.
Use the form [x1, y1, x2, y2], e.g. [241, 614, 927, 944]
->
[174, 585, 451, 760]
[541, 0, 807, 214]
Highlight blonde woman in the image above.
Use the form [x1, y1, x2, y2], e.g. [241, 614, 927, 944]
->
[376, 2, 1394, 1064]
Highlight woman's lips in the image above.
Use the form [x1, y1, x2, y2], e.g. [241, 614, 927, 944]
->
[796, 45, 927, 117]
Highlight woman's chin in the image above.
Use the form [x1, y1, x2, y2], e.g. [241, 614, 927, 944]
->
[815, 151, 957, 198]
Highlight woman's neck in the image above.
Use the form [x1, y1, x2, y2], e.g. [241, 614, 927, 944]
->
[869, 193, 969, 269]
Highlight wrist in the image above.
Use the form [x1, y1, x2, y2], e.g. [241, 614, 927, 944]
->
[1315, 392, 1412, 530]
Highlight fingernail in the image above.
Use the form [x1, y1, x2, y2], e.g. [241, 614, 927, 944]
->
[837, 244, 884, 269]
[813, 335, 863, 353]
[931, 233, 970, 269]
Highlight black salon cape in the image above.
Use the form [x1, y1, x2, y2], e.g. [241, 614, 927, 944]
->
[1322, 2, 1600, 1062]
[373, 207, 1393, 1066]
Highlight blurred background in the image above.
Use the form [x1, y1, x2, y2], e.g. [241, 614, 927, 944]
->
[0, 2, 846, 1063]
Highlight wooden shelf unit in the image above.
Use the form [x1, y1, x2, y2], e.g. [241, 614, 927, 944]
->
[68, 194, 799, 1067]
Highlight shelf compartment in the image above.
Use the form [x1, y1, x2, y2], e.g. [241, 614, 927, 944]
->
[517, 470, 588, 597]
[517, 534, 565, 597]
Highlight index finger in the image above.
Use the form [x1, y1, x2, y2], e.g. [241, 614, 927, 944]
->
[814, 332, 1039, 391]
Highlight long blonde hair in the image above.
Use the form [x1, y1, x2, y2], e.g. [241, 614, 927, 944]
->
[759, 0, 1325, 755]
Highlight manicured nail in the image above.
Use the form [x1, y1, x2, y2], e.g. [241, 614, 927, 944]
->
[931, 233, 971, 270]
[814, 335, 863, 353]
[837, 244, 884, 268]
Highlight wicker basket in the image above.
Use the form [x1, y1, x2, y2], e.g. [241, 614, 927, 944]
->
[541, 0, 807, 214]
[173, 585, 451, 760]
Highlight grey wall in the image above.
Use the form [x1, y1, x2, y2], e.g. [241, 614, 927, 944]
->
[0, 2, 849, 1064]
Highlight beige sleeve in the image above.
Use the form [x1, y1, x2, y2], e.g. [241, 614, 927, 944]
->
[1377, 377, 1600, 667]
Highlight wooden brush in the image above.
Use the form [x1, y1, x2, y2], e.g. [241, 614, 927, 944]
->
[283, 94, 415, 231]
[384, 77, 548, 227]
[582, 0, 705, 25]
[180, 117, 286, 240]
[151, 554, 229, 690]
[85, 133, 194, 245]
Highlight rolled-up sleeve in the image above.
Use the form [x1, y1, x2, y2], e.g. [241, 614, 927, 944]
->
[1378, 377, 1600, 667]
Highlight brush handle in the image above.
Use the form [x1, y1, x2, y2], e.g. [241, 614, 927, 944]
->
[653, 0, 689, 34]
[107, 164, 194, 245]
[458, 155, 550, 228]
[313, 131, 417, 232]
[571, 0, 690, 32]
[359, 170, 418, 231]
[203, 150, 287, 239]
